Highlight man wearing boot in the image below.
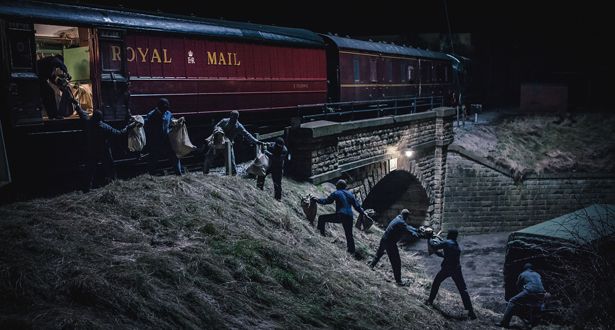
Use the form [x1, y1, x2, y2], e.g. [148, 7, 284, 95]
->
[313, 179, 365, 255]
[496, 263, 546, 328]
[369, 209, 419, 286]
[425, 229, 477, 320]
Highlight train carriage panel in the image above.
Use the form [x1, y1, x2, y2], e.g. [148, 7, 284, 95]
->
[121, 33, 326, 116]
[321, 34, 453, 105]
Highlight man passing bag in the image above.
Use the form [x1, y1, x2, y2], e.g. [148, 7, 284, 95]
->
[168, 117, 196, 158]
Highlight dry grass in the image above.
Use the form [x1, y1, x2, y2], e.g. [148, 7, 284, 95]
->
[455, 114, 615, 175]
[1, 173, 533, 329]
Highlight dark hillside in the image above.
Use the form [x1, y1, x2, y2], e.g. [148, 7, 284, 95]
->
[1, 174, 514, 329]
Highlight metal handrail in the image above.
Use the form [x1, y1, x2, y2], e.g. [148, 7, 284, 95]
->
[298, 96, 444, 122]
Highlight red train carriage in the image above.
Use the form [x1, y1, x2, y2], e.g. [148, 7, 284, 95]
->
[120, 34, 326, 119]
[322, 35, 453, 105]
[0, 1, 326, 194]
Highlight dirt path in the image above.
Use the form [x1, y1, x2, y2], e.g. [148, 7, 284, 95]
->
[403, 232, 510, 314]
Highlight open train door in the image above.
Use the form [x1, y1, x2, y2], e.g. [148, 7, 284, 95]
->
[94, 28, 129, 121]
[2, 21, 43, 126]
[0, 19, 42, 188]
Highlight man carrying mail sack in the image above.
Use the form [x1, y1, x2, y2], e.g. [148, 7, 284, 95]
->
[203, 110, 265, 175]
[252, 137, 287, 200]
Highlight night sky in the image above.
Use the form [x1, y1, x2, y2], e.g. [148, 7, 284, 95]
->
[45, 0, 615, 108]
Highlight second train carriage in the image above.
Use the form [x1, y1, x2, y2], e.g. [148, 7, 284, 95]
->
[322, 35, 454, 105]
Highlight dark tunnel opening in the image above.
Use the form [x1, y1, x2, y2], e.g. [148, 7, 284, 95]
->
[362, 170, 429, 227]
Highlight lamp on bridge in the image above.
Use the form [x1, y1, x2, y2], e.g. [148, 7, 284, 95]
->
[404, 150, 415, 158]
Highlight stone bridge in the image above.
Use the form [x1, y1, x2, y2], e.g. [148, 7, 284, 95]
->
[288, 108, 455, 229]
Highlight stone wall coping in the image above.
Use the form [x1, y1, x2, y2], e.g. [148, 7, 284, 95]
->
[433, 107, 457, 117]
[339, 154, 392, 173]
[448, 144, 615, 180]
[297, 120, 343, 138]
[525, 172, 615, 180]
[309, 169, 342, 184]
[296, 108, 457, 139]
[448, 144, 511, 176]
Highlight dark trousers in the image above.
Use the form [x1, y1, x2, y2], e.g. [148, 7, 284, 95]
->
[317, 213, 355, 253]
[256, 167, 283, 200]
[371, 239, 402, 282]
[501, 290, 544, 326]
[85, 147, 115, 191]
[428, 266, 474, 311]
[148, 143, 182, 175]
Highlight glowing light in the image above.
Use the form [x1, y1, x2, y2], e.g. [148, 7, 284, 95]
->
[405, 150, 414, 158]
[389, 158, 398, 171]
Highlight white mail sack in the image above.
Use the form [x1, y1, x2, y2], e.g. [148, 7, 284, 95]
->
[169, 117, 197, 158]
[128, 115, 146, 152]
[247, 147, 270, 177]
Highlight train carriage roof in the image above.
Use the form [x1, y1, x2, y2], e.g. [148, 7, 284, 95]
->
[0, 0, 324, 47]
[323, 35, 450, 61]
[510, 204, 615, 245]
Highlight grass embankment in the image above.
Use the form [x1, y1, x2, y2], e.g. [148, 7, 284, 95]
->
[455, 114, 615, 175]
[1, 174, 500, 329]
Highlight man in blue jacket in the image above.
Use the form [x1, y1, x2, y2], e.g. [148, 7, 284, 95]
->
[369, 209, 419, 286]
[496, 263, 546, 328]
[313, 179, 365, 254]
[426, 229, 477, 320]
[76, 104, 135, 191]
[203, 110, 264, 175]
[143, 98, 182, 175]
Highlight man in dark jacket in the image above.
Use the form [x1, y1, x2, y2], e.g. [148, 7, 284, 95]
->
[256, 137, 288, 200]
[143, 98, 182, 175]
[37, 54, 71, 119]
[496, 263, 546, 328]
[313, 179, 366, 254]
[369, 209, 419, 286]
[76, 105, 135, 191]
[203, 110, 264, 175]
[426, 229, 477, 320]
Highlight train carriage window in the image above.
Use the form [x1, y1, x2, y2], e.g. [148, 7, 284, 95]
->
[400, 64, 407, 83]
[386, 61, 393, 83]
[34, 24, 94, 120]
[407, 65, 414, 83]
[353, 57, 360, 82]
[7, 23, 34, 70]
[100, 40, 122, 72]
[369, 58, 377, 82]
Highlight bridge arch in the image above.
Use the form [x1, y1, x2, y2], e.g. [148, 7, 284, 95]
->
[288, 107, 455, 229]
[362, 170, 429, 227]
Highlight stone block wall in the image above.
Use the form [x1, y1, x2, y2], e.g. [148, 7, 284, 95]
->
[289, 108, 456, 228]
[443, 151, 615, 233]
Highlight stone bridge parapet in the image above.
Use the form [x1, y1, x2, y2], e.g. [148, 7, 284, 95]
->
[288, 107, 455, 228]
